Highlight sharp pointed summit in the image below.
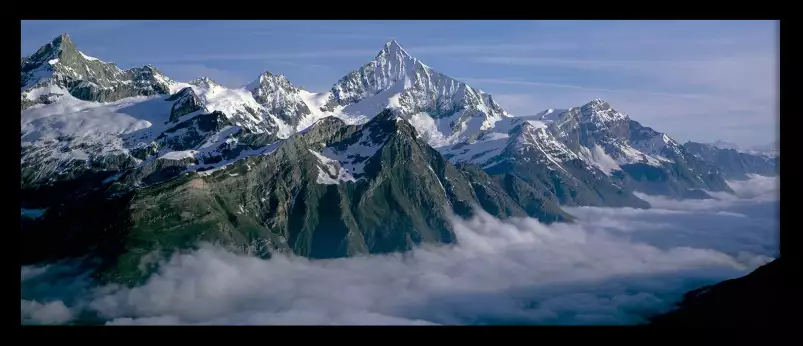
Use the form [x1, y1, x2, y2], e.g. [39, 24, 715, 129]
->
[46, 33, 77, 53]
[42, 33, 78, 55]
[21, 33, 79, 73]
[246, 71, 291, 90]
[320, 37, 510, 146]
[374, 39, 417, 68]
[583, 98, 609, 107]
[21, 32, 176, 104]
[379, 39, 411, 57]
[55, 33, 75, 45]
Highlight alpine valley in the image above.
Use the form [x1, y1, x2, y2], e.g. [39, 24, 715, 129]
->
[20, 34, 779, 285]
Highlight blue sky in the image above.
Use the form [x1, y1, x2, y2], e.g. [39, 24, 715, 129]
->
[21, 20, 778, 148]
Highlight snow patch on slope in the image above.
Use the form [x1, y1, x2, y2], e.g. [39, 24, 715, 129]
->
[406, 112, 453, 147]
[23, 85, 69, 101]
[78, 52, 100, 62]
[195, 141, 282, 177]
[578, 145, 621, 175]
[631, 134, 677, 162]
[338, 76, 408, 119]
[309, 149, 357, 185]
[616, 144, 666, 166]
[320, 128, 385, 178]
[441, 137, 508, 166]
[21, 90, 173, 143]
[158, 150, 199, 161]
[296, 90, 335, 131]
[518, 128, 573, 174]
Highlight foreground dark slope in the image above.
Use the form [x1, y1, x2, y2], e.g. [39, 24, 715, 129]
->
[22, 110, 571, 285]
[650, 258, 783, 327]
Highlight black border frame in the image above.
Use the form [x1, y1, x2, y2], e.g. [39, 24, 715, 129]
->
[13, 12, 792, 339]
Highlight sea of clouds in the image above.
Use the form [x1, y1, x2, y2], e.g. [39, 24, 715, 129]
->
[20, 175, 779, 325]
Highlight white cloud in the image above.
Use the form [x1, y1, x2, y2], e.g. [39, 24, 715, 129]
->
[633, 174, 780, 211]
[21, 300, 73, 324]
[20, 176, 779, 326]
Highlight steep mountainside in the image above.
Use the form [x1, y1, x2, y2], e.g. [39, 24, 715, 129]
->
[21, 34, 171, 109]
[441, 117, 649, 208]
[537, 99, 733, 198]
[22, 110, 571, 285]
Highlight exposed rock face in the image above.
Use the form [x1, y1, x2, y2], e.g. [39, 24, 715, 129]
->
[247, 72, 312, 127]
[21, 34, 173, 108]
[683, 141, 778, 179]
[540, 99, 733, 199]
[166, 87, 207, 122]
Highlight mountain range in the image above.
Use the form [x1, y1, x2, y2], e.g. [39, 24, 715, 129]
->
[20, 34, 779, 285]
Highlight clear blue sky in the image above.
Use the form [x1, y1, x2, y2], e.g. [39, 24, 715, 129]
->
[21, 20, 778, 148]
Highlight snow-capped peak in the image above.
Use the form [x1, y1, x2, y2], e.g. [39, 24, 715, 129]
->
[579, 98, 628, 121]
[190, 77, 220, 89]
[544, 99, 629, 127]
[377, 39, 415, 63]
[244, 71, 313, 127]
[246, 71, 295, 93]
[384, 39, 403, 50]
[319, 40, 511, 147]
[355, 39, 421, 92]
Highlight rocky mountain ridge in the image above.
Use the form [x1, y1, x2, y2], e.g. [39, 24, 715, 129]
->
[20, 34, 779, 285]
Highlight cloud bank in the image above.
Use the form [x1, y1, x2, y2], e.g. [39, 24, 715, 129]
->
[21, 176, 779, 326]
